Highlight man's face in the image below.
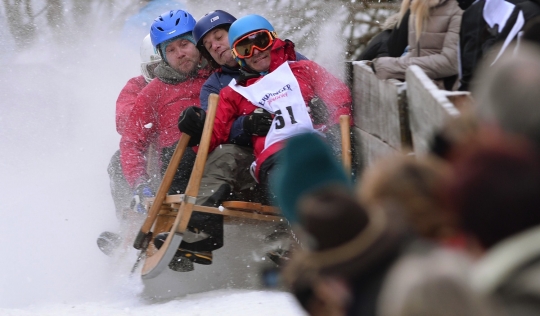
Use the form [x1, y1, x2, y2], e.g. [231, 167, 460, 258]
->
[202, 28, 237, 68]
[244, 47, 271, 73]
[165, 39, 201, 74]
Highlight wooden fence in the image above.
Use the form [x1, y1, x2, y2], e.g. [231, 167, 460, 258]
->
[349, 62, 473, 177]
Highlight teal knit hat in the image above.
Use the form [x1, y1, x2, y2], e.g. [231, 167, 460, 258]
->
[159, 32, 196, 63]
[271, 133, 352, 224]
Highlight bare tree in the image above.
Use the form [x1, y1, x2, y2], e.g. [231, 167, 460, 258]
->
[1, 0, 398, 59]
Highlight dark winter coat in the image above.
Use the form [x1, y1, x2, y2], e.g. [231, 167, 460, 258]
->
[459, 0, 540, 91]
[358, 13, 408, 61]
[211, 39, 352, 180]
[387, 9, 411, 58]
[472, 225, 540, 316]
[120, 61, 212, 187]
[115, 75, 147, 136]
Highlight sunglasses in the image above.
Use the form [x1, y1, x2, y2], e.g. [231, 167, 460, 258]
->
[232, 30, 276, 59]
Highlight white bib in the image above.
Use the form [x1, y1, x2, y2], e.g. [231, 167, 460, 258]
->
[229, 61, 316, 150]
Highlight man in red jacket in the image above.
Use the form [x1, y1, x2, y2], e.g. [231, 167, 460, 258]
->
[211, 14, 351, 192]
[107, 34, 161, 221]
[119, 10, 217, 271]
[178, 14, 352, 257]
[120, 10, 211, 198]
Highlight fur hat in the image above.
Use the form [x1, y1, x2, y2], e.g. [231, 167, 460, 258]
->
[282, 187, 411, 309]
[270, 133, 352, 224]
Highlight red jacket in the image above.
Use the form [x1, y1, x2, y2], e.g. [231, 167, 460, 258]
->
[120, 68, 212, 187]
[212, 39, 352, 180]
[116, 75, 147, 136]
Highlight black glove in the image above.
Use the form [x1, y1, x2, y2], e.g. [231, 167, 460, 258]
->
[178, 106, 206, 147]
[243, 109, 273, 136]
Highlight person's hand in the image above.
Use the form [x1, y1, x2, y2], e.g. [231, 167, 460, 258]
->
[243, 109, 273, 136]
[131, 183, 154, 214]
[178, 106, 206, 146]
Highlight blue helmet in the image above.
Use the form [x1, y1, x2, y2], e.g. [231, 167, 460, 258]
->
[228, 15, 276, 50]
[150, 10, 196, 48]
[193, 10, 237, 48]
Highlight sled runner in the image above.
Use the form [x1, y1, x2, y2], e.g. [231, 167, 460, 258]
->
[132, 93, 352, 279]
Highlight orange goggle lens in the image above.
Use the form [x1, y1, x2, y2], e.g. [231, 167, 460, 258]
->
[232, 30, 274, 59]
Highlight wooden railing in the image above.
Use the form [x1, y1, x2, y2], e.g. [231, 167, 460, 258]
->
[349, 62, 474, 175]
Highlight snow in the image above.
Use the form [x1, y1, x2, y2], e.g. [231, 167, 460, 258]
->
[0, 290, 304, 316]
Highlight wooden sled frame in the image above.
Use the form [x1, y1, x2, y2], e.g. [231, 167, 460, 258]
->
[133, 93, 352, 279]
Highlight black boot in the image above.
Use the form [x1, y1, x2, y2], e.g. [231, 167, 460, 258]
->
[154, 232, 213, 266]
[202, 183, 232, 207]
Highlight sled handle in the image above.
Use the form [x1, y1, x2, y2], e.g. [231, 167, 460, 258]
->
[340, 115, 351, 173]
[133, 132, 191, 250]
[141, 94, 218, 278]
[176, 93, 218, 232]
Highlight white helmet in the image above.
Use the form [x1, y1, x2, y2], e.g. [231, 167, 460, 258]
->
[140, 34, 161, 83]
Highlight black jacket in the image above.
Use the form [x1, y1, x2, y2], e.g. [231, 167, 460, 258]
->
[459, 0, 540, 91]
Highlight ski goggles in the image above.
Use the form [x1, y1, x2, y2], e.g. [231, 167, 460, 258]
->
[232, 30, 277, 59]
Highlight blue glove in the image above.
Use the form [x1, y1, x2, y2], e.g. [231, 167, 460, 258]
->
[131, 184, 154, 214]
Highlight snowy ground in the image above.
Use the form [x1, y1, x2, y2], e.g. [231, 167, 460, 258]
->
[0, 30, 305, 316]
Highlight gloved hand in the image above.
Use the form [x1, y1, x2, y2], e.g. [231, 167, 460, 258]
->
[178, 106, 206, 147]
[131, 183, 154, 214]
[243, 108, 273, 136]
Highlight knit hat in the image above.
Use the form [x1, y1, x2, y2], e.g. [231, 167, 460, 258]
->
[298, 185, 369, 251]
[270, 133, 352, 224]
[159, 32, 196, 63]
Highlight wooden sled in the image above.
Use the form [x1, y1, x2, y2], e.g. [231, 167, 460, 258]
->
[133, 93, 352, 279]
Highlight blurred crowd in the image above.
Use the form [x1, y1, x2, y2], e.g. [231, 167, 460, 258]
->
[274, 40, 540, 316]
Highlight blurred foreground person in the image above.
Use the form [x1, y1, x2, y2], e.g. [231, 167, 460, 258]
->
[274, 133, 489, 315]
[273, 134, 408, 316]
[358, 154, 462, 246]
[377, 246, 494, 316]
[448, 132, 540, 316]
[474, 42, 540, 150]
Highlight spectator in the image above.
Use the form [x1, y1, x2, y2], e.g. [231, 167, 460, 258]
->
[447, 132, 540, 316]
[372, 0, 463, 90]
[357, 13, 404, 61]
[473, 42, 540, 149]
[377, 247, 494, 316]
[358, 154, 460, 244]
[458, 0, 540, 91]
[271, 133, 409, 316]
